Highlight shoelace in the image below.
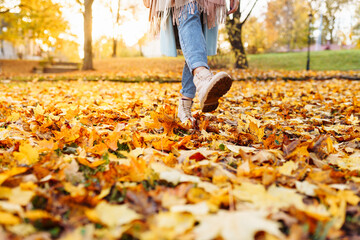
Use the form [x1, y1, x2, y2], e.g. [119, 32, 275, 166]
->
[181, 99, 193, 119]
[197, 70, 214, 82]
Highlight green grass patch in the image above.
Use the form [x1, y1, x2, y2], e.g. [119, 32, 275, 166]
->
[248, 49, 360, 71]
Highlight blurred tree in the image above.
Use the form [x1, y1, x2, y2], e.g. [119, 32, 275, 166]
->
[265, 0, 310, 52]
[314, 0, 351, 44]
[0, 0, 69, 56]
[110, 0, 121, 57]
[93, 36, 112, 58]
[0, 0, 18, 13]
[76, 0, 94, 70]
[226, 0, 259, 69]
[102, 0, 136, 57]
[137, 33, 148, 57]
[353, 3, 360, 48]
[55, 38, 80, 61]
[93, 36, 140, 58]
[243, 17, 268, 54]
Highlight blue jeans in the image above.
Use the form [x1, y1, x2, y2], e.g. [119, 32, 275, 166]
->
[178, 4, 209, 99]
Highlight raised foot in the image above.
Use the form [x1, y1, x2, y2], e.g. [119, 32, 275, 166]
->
[201, 73, 233, 112]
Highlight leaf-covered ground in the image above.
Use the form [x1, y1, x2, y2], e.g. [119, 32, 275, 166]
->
[2, 58, 360, 82]
[0, 79, 360, 239]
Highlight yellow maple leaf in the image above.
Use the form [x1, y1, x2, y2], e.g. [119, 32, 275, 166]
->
[0, 211, 21, 225]
[13, 143, 39, 165]
[249, 121, 265, 142]
[34, 104, 45, 117]
[6, 112, 20, 122]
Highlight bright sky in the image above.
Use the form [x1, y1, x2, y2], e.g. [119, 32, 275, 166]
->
[5, 0, 358, 49]
[61, 0, 268, 47]
[61, 1, 149, 48]
[59, 0, 356, 57]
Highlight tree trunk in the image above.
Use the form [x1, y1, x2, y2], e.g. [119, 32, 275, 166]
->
[112, 0, 121, 58]
[233, 29, 248, 69]
[139, 44, 143, 57]
[329, 16, 335, 44]
[82, 0, 94, 70]
[0, 40, 4, 55]
[226, 11, 249, 69]
[112, 38, 117, 57]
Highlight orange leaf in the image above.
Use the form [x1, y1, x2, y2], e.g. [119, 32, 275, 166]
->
[176, 135, 192, 149]
[152, 138, 176, 152]
[64, 107, 80, 121]
[88, 142, 108, 156]
[132, 132, 145, 148]
[77, 157, 106, 169]
[0, 167, 28, 185]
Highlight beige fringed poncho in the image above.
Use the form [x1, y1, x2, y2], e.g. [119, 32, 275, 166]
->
[149, 0, 227, 34]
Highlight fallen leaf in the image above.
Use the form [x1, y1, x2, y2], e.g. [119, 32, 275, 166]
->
[86, 201, 140, 228]
[194, 210, 283, 240]
[0, 211, 21, 225]
[13, 143, 39, 165]
[151, 163, 200, 185]
[0, 167, 28, 185]
[278, 161, 298, 176]
[295, 181, 318, 197]
[9, 187, 35, 206]
[170, 202, 210, 215]
[142, 212, 195, 240]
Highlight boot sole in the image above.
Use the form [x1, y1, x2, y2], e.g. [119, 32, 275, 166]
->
[200, 72, 233, 113]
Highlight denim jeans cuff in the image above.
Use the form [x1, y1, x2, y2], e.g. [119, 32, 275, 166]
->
[189, 62, 209, 74]
[180, 90, 196, 99]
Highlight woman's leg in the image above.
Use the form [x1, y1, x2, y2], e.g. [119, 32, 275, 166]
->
[176, 4, 208, 123]
[180, 62, 196, 99]
[177, 4, 209, 77]
[178, 62, 196, 123]
[177, 3, 232, 115]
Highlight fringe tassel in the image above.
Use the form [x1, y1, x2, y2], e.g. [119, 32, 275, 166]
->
[149, 0, 226, 35]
